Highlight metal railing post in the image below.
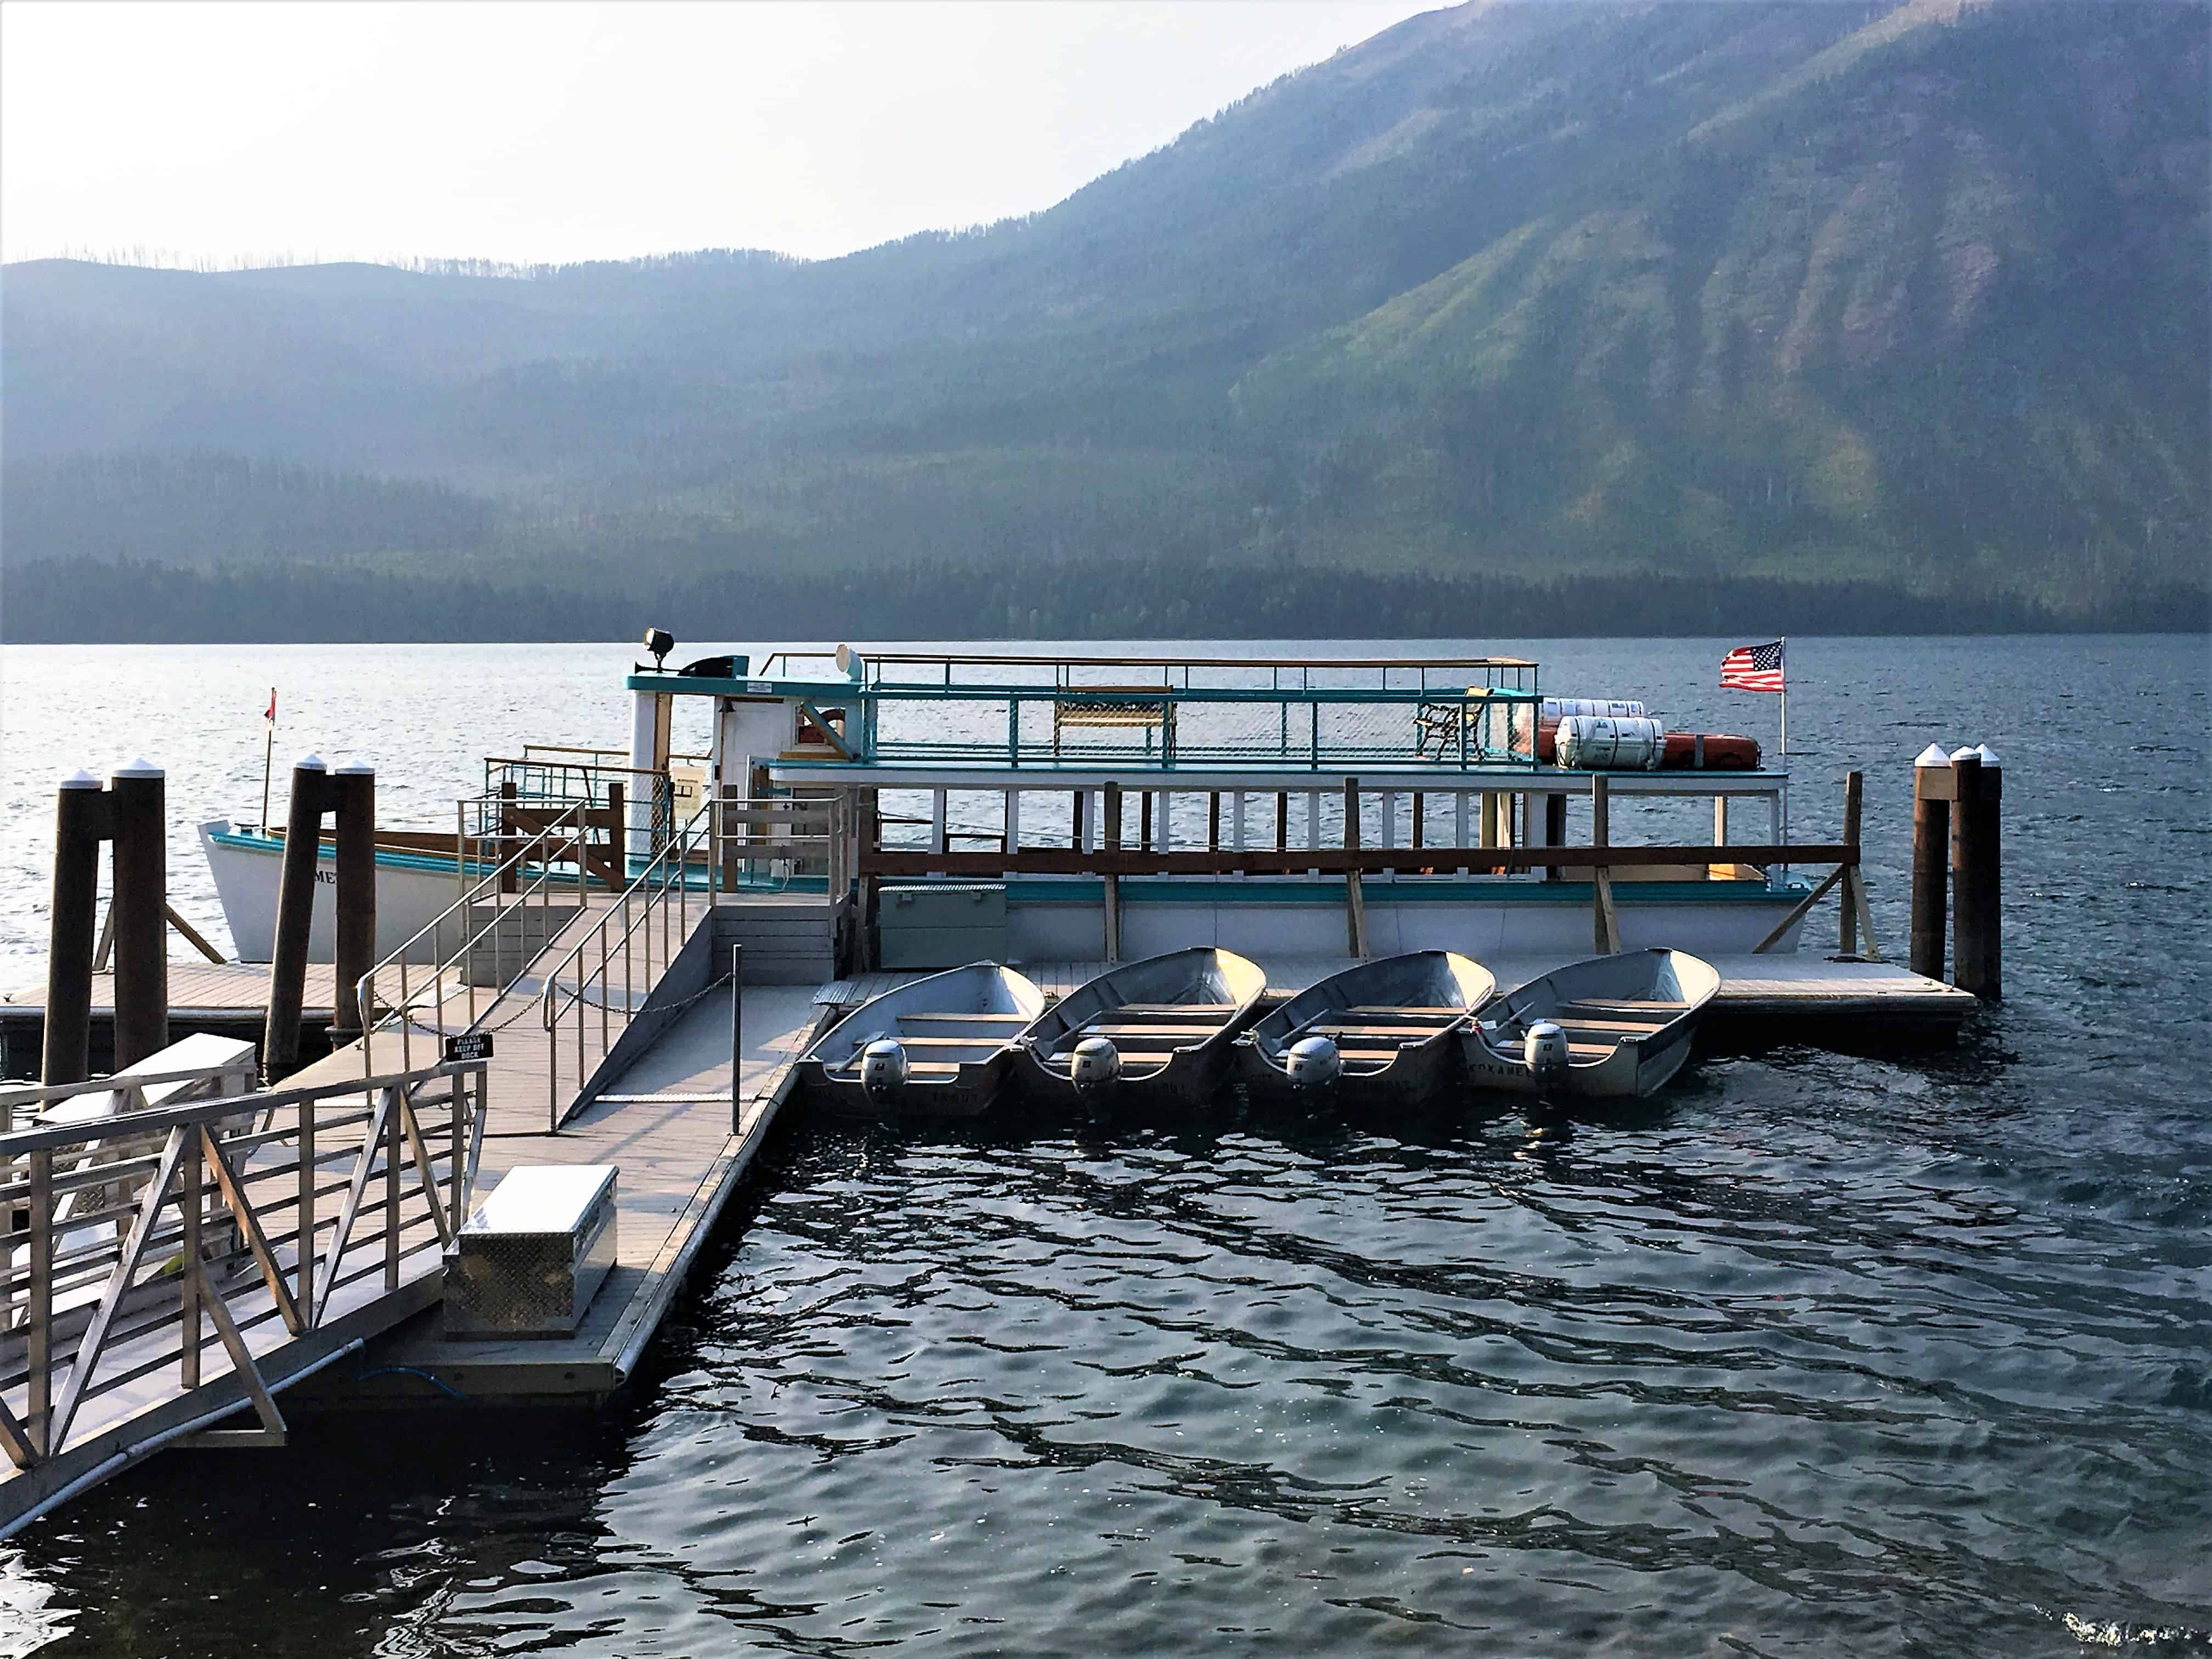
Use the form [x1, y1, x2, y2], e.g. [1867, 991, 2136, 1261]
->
[180, 1133, 202, 1390]
[297, 1096, 316, 1316]
[385, 1086, 403, 1291]
[450, 1079, 467, 1238]
[730, 944, 744, 1135]
[28, 1148, 52, 1456]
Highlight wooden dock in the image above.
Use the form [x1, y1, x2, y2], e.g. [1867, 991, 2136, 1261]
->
[0, 962, 344, 1075]
[297, 978, 826, 1407]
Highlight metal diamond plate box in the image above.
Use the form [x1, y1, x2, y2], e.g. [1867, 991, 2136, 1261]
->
[444, 1164, 618, 1339]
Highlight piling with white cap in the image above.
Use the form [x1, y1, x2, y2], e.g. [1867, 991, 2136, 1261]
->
[265, 756, 337, 1077]
[43, 772, 112, 1084]
[1951, 743, 2002, 1001]
[331, 761, 377, 1038]
[108, 758, 169, 1066]
[1910, 744, 1953, 981]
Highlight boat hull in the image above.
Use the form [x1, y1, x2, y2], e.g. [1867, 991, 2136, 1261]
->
[795, 962, 1047, 1119]
[1018, 947, 1269, 1113]
[793, 1051, 1020, 1119]
[1018, 1030, 1246, 1113]
[1240, 1028, 1466, 1108]
[199, 820, 468, 964]
[1462, 948, 1719, 1102]
[953, 876, 1814, 967]
[1239, 950, 1495, 1108]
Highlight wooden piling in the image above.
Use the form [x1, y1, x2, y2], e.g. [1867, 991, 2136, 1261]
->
[41, 774, 107, 1086]
[1910, 747, 1949, 980]
[1952, 747, 2002, 1000]
[108, 760, 168, 1068]
[332, 763, 377, 1039]
[264, 758, 330, 1079]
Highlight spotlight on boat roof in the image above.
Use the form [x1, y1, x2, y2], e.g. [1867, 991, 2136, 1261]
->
[642, 628, 675, 670]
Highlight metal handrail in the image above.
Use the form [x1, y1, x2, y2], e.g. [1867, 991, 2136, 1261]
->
[0, 1058, 487, 1496]
[535, 797, 836, 1130]
[534, 798, 718, 1131]
[356, 799, 596, 1079]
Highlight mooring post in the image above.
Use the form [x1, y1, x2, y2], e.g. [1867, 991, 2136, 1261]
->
[1952, 745, 2002, 1000]
[42, 771, 108, 1085]
[332, 761, 377, 1041]
[264, 755, 330, 1080]
[1910, 745, 1950, 979]
[108, 758, 169, 1068]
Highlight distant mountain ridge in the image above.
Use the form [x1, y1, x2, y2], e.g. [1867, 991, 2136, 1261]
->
[4, 0, 2205, 640]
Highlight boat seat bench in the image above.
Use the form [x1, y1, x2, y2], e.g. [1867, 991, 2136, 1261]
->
[1086, 1024, 1226, 1039]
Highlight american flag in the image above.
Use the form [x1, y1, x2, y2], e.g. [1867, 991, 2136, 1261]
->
[1720, 640, 1785, 692]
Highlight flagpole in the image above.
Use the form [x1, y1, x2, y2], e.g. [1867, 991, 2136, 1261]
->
[260, 687, 276, 832]
[1779, 639, 1788, 756]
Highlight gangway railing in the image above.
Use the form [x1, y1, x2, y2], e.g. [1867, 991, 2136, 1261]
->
[0, 1059, 486, 1530]
[536, 798, 833, 1130]
[357, 801, 597, 1080]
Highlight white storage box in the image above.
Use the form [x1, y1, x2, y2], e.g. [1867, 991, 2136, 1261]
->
[443, 1165, 618, 1338]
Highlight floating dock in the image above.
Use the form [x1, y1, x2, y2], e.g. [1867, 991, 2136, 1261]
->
[292, 979, 828, 1408]
[0, 962, 344, 1076]
[2, 645, 1999, 1527]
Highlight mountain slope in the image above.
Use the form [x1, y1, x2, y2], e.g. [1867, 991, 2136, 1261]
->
[3, 0, 2205, 639]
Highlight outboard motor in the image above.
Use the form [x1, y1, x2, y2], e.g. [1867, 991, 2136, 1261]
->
[1523, 1021, 1570, 1099]
[1069, 1035, 1122, 1098]
[1284, 1035, 1343, 1092]
[859, 1039, 910, 1101]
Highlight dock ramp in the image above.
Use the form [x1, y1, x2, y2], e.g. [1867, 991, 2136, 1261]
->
[0, 1038, 487, 1535]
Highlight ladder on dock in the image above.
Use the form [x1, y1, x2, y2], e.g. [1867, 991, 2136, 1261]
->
[0, 1049, 487, 1535]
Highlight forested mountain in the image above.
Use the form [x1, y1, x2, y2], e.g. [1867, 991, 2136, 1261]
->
[5, 0, 2206, 640]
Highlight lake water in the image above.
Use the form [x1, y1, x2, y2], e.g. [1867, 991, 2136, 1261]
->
[0, 636, 2205, 1656]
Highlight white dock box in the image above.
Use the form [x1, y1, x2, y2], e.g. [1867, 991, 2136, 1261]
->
[444, 1165, 618, 1339]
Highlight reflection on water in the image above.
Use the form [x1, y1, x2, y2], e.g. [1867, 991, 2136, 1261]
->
[0, 636, 2205, 1655]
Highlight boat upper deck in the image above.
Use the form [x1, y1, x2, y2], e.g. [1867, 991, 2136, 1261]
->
[623, 647, 1785, 785]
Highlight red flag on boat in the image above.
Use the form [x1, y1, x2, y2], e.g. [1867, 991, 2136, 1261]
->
[264, 689, 276, 724]
[1719, 640, 1785, 692]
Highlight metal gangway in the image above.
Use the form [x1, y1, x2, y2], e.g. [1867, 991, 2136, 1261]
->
[0, 1046, 487, 1536]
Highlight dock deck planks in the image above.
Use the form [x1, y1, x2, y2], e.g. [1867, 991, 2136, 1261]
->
[293, 918, 827, 1406]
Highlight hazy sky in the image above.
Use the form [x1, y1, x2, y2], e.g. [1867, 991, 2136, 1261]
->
[1, 1, 1438, 268]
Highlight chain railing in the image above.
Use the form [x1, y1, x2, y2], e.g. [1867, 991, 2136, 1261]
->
[0, 1060, 486, 1519]
[536, 798, 833, 1130]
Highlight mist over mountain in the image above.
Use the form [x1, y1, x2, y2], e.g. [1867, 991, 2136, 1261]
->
[5, 0, 2205, 641]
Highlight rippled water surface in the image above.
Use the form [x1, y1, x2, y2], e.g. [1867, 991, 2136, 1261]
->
[0, 636, 2205, 1656]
